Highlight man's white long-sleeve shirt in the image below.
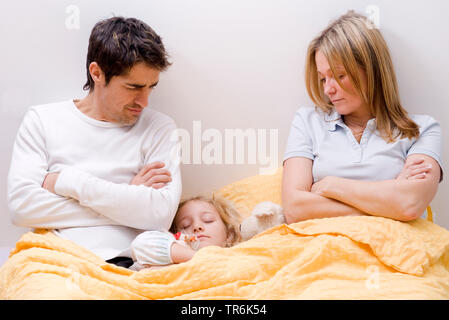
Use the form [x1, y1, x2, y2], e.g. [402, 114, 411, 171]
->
[7, 100, 182, 260]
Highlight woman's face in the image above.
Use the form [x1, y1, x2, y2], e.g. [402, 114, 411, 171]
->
[315, 50, 368, 117]
[174, 200, 228, 249]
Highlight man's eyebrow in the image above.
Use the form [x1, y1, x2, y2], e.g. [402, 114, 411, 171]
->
[125, 81, 159, 88]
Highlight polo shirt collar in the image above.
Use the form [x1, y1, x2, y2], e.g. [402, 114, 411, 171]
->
[324, 108, 377, 132]
[324, 108, 344, 131]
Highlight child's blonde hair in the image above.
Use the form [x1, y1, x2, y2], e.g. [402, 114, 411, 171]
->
[170, 195, 242, 247]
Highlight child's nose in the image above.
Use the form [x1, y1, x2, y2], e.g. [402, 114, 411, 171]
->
[193, 225, 204, 233]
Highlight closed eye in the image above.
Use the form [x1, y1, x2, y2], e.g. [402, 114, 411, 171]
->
[178, 219, 192, 229]
[125, 85, 143, 90]
[202, 213, 216, 223]
[124, 81, 158, 90]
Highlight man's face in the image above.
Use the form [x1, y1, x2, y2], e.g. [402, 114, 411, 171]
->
[95, 62, 160, 125]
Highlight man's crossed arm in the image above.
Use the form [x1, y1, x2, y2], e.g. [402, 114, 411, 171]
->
[40, 161, 181, 230]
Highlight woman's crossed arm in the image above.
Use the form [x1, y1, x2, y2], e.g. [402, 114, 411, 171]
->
[282, 154, 441, 223]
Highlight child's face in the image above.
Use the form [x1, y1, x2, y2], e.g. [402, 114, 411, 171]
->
[174, 200, 228, 249]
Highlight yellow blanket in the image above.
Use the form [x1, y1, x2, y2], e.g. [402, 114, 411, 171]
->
[1, 216, 449, 299]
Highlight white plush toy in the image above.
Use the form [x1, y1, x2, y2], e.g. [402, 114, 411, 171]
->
[240, 201, 286, 241]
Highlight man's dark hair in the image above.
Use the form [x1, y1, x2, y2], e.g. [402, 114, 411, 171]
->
[83, 16, 171, 91]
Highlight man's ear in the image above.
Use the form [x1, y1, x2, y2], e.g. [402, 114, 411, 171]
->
[89, 62, 105, 87]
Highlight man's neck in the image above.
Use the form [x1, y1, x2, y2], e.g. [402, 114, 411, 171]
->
[74, 92, 107, 122]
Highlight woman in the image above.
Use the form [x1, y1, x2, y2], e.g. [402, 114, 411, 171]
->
[282, 11, 443, 223]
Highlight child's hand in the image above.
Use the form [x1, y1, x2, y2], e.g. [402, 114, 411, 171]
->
[170, 242, 196, 263]
[174, 232, 200, 250]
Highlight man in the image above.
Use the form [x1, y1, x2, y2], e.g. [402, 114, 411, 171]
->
[7, 17, 182, 267]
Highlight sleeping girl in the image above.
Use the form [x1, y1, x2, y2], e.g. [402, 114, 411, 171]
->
[130, 195, 241, 270]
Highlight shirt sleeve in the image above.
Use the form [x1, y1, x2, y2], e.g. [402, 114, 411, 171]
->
[131, 230, 176, 266]
[407, 115, 444, 182]
[283, 108, 315, 163]
[54, 120, 182, 230]
[7, 108, 110, 229]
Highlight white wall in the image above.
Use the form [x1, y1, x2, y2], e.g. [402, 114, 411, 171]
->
[1, 0, 448, 247]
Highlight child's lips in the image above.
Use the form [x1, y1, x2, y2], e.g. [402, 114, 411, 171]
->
[197, 234, 209, 240]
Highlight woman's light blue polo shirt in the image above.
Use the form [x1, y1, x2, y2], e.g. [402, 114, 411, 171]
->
[284, 106, 443, 183]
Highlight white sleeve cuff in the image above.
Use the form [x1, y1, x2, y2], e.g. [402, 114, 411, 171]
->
[54, 167, 84, 199]
[131, 231, 176, 266]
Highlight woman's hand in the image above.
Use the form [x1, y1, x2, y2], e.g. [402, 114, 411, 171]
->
[282, 158, 367, 222]
[396, 157, 433, 180]
[311, 176, 337, 197]
[312, 158, 433, 196]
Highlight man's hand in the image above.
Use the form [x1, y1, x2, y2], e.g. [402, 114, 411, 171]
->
[42, 172, 60, 194]
[130, 161, 172, 189]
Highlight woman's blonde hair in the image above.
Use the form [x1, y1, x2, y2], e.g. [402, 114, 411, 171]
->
[305, 11, 419, 142]
[171, 195, 242, 247]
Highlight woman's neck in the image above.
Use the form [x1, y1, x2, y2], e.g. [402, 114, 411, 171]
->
[343, 115, 368, 130]
[342, 108, 373, 130]
[341, 108, 374, 143]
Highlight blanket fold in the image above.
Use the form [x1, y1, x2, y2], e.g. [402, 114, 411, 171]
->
[1, 216, 449, 299]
